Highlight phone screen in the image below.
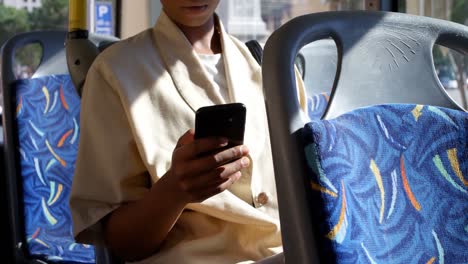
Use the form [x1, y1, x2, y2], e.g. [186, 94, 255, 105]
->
[194, 103, 246, 147]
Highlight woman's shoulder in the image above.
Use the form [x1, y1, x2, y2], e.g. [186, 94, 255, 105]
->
[85, 28, 166, 99]
[92, 28, 160, 72]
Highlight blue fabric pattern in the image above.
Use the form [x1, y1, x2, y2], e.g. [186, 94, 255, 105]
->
[303, 104, 468, 264]
[307, 92, 330, 119]
[15, 75, 95, 263]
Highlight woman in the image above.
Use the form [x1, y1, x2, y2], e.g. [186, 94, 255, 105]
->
[70, 1, 307, 263]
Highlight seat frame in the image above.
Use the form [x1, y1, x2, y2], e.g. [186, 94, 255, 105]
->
[262, 11, 468, 264]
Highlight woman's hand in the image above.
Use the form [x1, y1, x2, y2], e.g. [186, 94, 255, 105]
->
[164, 129, 250, 203]
[103, 129, 250, 260]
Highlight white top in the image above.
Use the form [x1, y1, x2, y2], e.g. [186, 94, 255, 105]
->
[197, 53, 230, 103]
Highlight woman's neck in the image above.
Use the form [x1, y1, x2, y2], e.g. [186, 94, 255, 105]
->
[177, 17, 222, 55]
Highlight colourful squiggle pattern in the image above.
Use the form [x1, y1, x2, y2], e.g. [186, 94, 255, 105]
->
[45, 159, 57, 171]
[30, 135, 38, 150]
[432, 230, 445, 264]
[411, 104, 423, 121]
[305, 144, 338, 193]
[48, 181, 57, 204]
[42, 86, 50, 114]
[31, 228, 40, 239]
[60, 85, 69, 110]
[387, 170, 398, 220]
[47, 256, 64, 261]
[19, 148, 27, 161]
[58, 129, 73, 147]
[303, 104, 467, 263]
[14, 75, 94, 262]
[16, 95, 23, 116]
[50, 91, 59, 113]
[427, 106, 457, 128]
[370, 159, 385, 223]
[376, 114, 407, 150]
[326, 181, 347, 241]
[69, 243, 78, 251]
[29, 120, 45, 137]
[447, 148, 468, 187]
[49, 184, 63, 206]
[311, 181, 338, 197]
[47, 182, 63, 206]
[46, 140, 66, 167]
[433, 155, 467, 194]
[34, 238, 50, 248]
[71, 118, 79, 144]
[361, 243, 377, 264]
[41, 198, 57, 225]
[34, 158, 46, 186]
[401, 155, 421, 211]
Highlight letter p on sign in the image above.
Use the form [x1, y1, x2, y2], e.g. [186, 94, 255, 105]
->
[98, 5, 109, 18]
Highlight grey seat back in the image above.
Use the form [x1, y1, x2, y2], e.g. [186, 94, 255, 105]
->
[261, 11, 468, 264]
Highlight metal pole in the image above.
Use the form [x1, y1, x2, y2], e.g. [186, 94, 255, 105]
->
[419, 0, 425, 16]
[89, 0, 95, 33]
[66, 0, 99, 94]
[68, 0, 88, 31]
[115, 0, 122, 38]
[431, 0, 434, 17]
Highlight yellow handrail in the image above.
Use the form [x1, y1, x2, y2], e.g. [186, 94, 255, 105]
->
[68, 0, 87, 31]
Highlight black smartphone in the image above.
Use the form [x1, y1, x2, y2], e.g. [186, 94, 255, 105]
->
[194, 103, 246, 148]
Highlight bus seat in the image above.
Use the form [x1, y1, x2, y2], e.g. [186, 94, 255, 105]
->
[303, 104, 467, 263]
[261, 11, 468, 263]
[1, 30, 111, 263]
[13, 75, 94, 263]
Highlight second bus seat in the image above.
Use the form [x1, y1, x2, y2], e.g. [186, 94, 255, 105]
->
[303, 103, 467, 263]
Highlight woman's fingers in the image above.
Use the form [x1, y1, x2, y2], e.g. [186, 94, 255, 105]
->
[173, 154, 250, 202]
[170, 131, 252, 203]
[184, 145, 249, 175]
[213, 145, 249, 164]
[192, 171, 243, 202]
[175, 136, 229, 160]
[189, 155, 250, 190]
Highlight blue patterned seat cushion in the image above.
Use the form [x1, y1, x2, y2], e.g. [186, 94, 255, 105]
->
[15, 75, 95, 263]
[303, 104, 467, 263]
[307, 92, 330, 120]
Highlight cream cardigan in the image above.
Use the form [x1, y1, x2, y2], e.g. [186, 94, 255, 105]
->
[70, 11, 307, 264]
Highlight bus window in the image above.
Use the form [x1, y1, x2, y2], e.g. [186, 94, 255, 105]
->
[217, 0, 365, 43]
[401, 0, 467, 109]
[0, 0, 121, 78]
[213, 1, 366, 106]
[0, 0, 121, 108]
[0, 0, 69, 78]
[122, 0, 468, 114]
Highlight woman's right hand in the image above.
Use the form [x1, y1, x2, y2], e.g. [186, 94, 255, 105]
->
[163, 129, 250, 204]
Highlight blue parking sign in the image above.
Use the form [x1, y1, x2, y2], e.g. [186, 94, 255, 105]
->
[95, 2, 114, 36]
